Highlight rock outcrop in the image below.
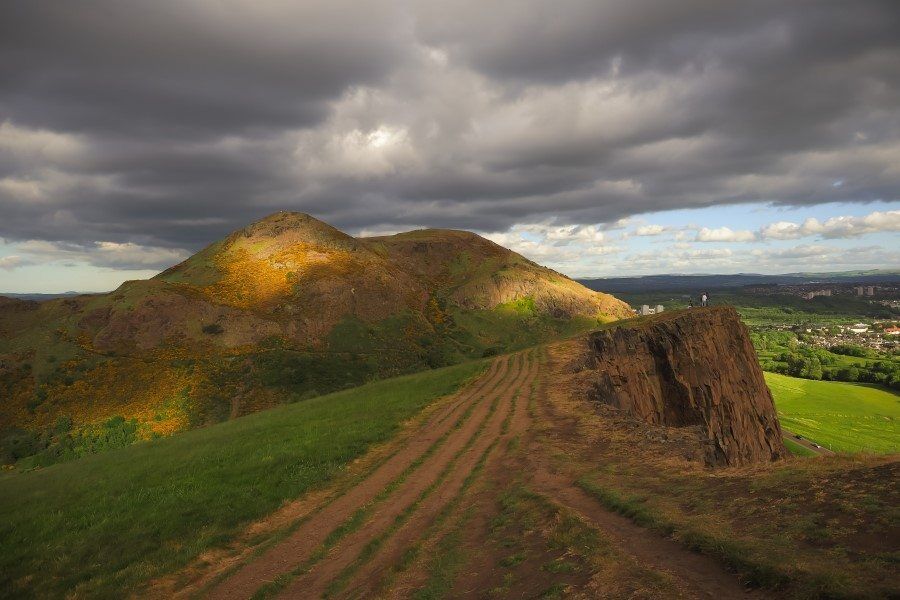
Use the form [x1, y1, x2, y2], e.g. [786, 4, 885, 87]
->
[586, 306, 786, 466]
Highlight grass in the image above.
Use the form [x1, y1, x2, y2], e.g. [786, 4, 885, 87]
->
[576, 478, 792, 590]
[483, 484, 676, 598]
[0, 360, 485, 599]
[542, 352, 898, 599]
[449, 307, 599, 356]
[782, 437, 817, 457]
[765, 372, 899, 453]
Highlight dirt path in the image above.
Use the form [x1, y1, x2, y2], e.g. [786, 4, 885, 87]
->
[194, 345, 771, 599]
[275, 353, 534, 598]
[326, 352, 539, 599]
[193, 356, 508, 599]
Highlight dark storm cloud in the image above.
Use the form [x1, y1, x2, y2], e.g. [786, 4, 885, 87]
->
[0, 0, 898, 262]
[0, 1, 409, 137]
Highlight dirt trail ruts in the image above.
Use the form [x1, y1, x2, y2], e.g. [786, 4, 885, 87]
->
[329, 351, 540, 599]
[198, 340, 767, 599]
[276, 351, 535, 599]
[206, 355, 512, 600]
[527, 376, 768, 599]
[154, 359, 506, 598]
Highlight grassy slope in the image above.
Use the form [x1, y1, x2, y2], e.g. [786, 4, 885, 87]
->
[0, 360, 485, 599]
[782, 437, 817, 457]
[766, 372, 899, 453]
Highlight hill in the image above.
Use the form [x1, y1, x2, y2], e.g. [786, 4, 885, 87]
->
[0, 212, 629, 465]
[2, 313, 894, 599]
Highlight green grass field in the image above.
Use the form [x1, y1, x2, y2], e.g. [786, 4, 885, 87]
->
[0, 360, 485, 599]
[781, 437, 817, 457]
[765, 372, 899, 454]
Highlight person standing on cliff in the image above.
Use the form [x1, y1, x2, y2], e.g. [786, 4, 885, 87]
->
[701, 292, 708, 307]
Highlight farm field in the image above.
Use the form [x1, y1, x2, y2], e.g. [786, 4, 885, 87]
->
[0, 360, 485, 599]
[765, 371, 899, 453]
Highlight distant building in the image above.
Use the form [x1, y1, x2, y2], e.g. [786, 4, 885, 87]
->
[856, 286, 864, 296]
[848, 322, 870, 333]
[866, 286, 875, 296]
[885, 326, 900, 335]
[640, 305, 652, 316]
[656, 304, 664, 314]
[801, 289, 832, 300]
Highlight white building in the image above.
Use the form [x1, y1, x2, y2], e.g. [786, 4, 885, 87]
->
[802, 289, 832, 300]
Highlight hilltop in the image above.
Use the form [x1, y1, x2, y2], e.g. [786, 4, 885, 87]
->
[0, 212, 629, 465]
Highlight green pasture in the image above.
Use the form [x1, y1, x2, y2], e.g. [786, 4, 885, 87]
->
[766, 372, 898, 454]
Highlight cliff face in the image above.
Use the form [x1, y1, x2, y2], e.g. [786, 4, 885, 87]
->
[586, 306, 786, 466]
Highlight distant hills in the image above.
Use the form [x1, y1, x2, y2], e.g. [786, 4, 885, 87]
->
[578, 270, 900, 293]
[0, 212, 628, 463]
[0, 292, 83, 301]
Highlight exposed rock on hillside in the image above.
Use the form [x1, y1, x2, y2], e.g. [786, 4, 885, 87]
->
[586, 307, 786, 466]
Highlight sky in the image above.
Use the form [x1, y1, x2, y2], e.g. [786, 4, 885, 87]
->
[1, 1, 898, 293]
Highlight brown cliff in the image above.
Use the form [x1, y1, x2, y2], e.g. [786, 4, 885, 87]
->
[586, 306, 786, 466]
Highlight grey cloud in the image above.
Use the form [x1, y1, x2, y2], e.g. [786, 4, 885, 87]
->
[12, 240, 190, 271]
[0, 0, 898, 254]
[0, 1, 409, 138]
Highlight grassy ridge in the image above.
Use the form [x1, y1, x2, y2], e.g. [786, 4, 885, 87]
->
[766, 372, 899, 453]
[0, 360, 485, 599]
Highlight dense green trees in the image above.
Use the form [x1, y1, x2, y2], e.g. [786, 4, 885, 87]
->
[753, 330, 899, 390]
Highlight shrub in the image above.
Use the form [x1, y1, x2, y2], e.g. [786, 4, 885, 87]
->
[201, 323, 224, 335]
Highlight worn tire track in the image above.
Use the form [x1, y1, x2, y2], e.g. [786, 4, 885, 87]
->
[206, 355, 512, 600]
[321, 351, 540, 599]
[377, 350, 541, 599]
[274, 352, 534, 599]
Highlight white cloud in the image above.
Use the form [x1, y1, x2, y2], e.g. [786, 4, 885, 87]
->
[483, 221, 621, 266]
[759, 210, 900, 240]
[0, 255, 26, 270]
[695, 226, 756, 242]
[634, 224, 667, 236]
[765, 244, 838, 259]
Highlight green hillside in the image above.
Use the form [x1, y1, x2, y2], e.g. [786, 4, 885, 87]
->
[0, 360, 485, 599]
[0, 213, 629, 468]
[766, 372, 899, 453]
